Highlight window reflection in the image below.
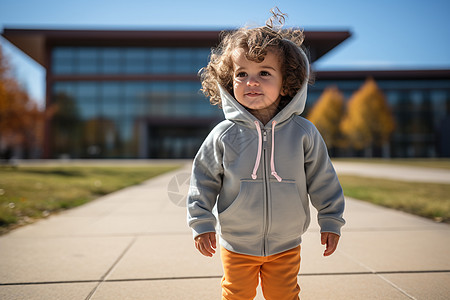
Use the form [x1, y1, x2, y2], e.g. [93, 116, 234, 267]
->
[101, 48, 122, 74]
[51, 81, 222, 158]
[52, 47, 210, 75]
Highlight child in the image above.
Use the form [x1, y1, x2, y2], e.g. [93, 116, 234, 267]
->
[187, 9, 345, 300]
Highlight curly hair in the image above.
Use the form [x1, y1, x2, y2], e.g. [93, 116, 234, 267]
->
[199, 8, 311, 108]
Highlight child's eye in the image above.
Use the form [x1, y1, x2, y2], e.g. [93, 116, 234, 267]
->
[236, 72, 247, 78]
[260, 71, 271, 76]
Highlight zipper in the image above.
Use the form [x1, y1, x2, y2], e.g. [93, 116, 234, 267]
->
[262, 129, 269, 256]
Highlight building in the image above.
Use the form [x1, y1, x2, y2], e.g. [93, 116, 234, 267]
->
[309, 70, 450, 157]
[2, 28, 450, 158]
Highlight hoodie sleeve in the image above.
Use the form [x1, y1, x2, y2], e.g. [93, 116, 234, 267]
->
[187, 124, 225, 239]
[304, 123, 345, 236]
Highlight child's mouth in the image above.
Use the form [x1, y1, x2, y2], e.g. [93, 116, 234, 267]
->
[245, 92, 262, 97]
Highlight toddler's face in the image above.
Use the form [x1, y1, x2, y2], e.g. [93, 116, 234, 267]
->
[232, 48, 284, 114]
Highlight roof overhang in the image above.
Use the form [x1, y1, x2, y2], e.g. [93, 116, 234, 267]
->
[316, 69, 450, 80]
[1, 28, 351, 68]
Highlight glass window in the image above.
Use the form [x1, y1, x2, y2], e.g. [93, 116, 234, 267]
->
[52, 47, 76, 74]
[50, 79, 224, 158]
[148, 82, 170, 115]
[100, 82, 122, 100]
[193, 48, 210, 70]
[100, 82, 122, 119]
[386, 90, 401, 108]
[98, 122, 119, 158]
[78, 47, 97, 60]
[431, 90, 447, 112]
[53, 82, 76, 96]
[125, 82, 149, 101]
[150, 48, 171, 73]
[410, 90, 423, 108]
[101, 100, 122, 119]
[378, 79, 450, 90]
[125, 48, 147, 61]
[173, 48, 193, 74]
[431, 90, 448, 127]
[123, 82, 151, 117]
[124, 48, 148, 74]
[120, 119, 138, 157]
[77, 82, 98, 102]
[78, 102, 98, 120]
[101, 48, 122, 74]
[52, 46, 211, 75]
[53, 47, 75, 60]
[53, 63, 73, 74]
[172, 82, 191, 116]
[77, 48, 99, 74]
[194, 94, 219, 117]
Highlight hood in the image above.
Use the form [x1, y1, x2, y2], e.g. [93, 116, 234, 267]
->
[219, 49, 310, 128]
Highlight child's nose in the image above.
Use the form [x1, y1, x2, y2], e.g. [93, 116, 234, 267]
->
[247, 76, 260, 86]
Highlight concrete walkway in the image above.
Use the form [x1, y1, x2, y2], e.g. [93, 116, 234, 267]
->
[332, 161, 450, 184]
[0, 161, 449, 299]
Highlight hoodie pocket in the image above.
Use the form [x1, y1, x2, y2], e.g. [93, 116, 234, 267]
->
[219, 180, 264, 239]
[268, 180, 307, 238]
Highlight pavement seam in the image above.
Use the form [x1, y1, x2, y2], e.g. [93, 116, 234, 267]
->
[84, 236, 137, 300]
[375, 273, 417, 300]
[2, 270, 449, 286]
[338, 250, 418, 299]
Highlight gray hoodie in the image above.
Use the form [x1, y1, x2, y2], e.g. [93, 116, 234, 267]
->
[187, 69, 345, 257]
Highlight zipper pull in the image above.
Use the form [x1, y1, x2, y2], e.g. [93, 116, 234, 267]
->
[263, 130, 267, 142]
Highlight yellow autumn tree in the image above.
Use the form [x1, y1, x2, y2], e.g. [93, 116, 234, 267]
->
[307, 86, 345, 150]
[340, 78, 395, 151]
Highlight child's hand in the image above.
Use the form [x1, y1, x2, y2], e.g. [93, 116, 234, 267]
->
[194, 232, 217, 257]
[321, 232, 340, 257]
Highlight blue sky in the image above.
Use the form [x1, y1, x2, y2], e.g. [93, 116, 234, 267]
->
[1, 0, 449, 107]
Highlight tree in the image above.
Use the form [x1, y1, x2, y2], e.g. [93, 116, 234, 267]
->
[340, 78, 395, 154]
[307, 86, 345, 150]
[50, 92, 81, 157]
[0, 43, 45, 158]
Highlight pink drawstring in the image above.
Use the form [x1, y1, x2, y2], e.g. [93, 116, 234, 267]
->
[251, 121, 262, 180]
[270, 121, 282, 182]
[251, 120, 282, 182]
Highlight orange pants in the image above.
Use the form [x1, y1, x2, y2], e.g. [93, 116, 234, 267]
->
[220, 246, 301, 300]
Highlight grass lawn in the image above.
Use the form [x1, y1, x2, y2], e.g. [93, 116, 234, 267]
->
[333, 158, 450, 170]
[339, 175, 450, 223]
[0, 164, 180, 234]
